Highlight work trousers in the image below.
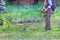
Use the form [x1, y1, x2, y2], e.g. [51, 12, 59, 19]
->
[45, 8, 52, 30]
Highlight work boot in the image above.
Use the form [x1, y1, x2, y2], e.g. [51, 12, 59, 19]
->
[45, 25, 51, 30]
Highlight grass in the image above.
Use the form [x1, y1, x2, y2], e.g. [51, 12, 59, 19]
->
[6, 5, 42, 19]
[0, 5, 60, 40]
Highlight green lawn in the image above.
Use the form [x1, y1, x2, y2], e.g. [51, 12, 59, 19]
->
[0, 5, 60, 40]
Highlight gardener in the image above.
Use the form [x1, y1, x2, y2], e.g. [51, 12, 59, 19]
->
[40, 0, 56, 30]
[0, 0, 6, 13]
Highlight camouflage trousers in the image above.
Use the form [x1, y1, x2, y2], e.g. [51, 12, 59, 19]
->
[45, 8, 52, 30]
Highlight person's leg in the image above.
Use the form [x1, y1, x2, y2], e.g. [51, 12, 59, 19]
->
[45, 8, 52, 30]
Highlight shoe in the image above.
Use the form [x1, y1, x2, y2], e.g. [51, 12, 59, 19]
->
[45, 26, 51, 30]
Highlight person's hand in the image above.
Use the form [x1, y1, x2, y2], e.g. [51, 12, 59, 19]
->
[44, 8, 48, 12]
[40, 9, 46, 13]
[40, 8, 48, 13]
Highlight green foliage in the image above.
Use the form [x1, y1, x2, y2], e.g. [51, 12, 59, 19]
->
[0, 12, 12, 32]
[56, 0, 60, 6]
[0, 15, 3, 25]
[5, 0, 17, 5]
[0, 5, 60, 32]
[0, 26, 9, 31]
[0, 5, 60, 40]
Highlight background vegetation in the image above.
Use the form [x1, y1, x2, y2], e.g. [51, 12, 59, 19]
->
[0, 0, 60, 40]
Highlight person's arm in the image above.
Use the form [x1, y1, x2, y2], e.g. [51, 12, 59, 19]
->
[47, 0, 52, 8]
[40, 0, 52, 12]
[40, 0, 47, 13]
[44, 0, 52, 12]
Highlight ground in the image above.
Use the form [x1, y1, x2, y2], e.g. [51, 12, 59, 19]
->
[0, 4, 60, 40]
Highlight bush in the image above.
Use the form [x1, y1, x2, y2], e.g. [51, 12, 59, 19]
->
[0, 12, 12, 31]
[0, 15, 3, 26]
